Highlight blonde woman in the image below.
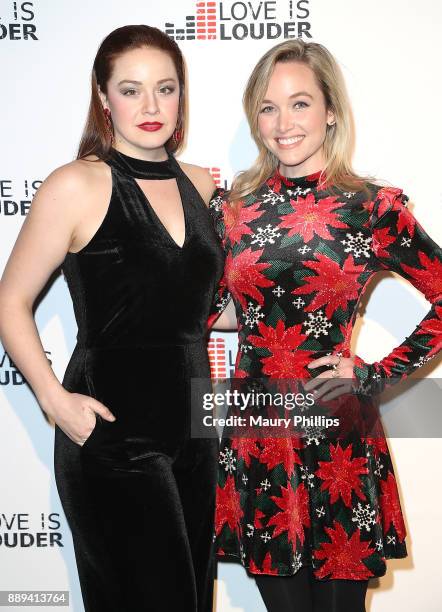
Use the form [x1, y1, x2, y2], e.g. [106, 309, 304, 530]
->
[209, 40, 441, 611]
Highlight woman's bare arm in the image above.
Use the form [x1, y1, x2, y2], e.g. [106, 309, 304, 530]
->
[212, 299, 237, 331]
[0, 161, 115, 445]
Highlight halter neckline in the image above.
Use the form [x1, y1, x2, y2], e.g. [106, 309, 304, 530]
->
[106, 148, 177, 180]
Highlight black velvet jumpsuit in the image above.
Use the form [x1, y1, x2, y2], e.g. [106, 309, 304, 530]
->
[54, 148, 224, 612]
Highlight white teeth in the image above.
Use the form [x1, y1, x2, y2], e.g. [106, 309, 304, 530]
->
[277, 136, 304, 145]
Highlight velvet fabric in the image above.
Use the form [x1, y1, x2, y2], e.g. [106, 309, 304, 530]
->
[55, 148, 224, 611]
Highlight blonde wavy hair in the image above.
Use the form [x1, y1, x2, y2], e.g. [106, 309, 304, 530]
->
[229, 39, 368, 204]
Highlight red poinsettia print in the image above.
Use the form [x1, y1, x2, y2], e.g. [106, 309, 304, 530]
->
[401, 251, 442, 302]
[314, 520, 375, 580]
[230, 437, 260, 467]
[215, 475, 244, 536]
[259, 438, 302, 478]
[372, 226, 397, 259]
[375, 186, 404, 218]
[315, 443, 369, 507]
[277, 193, 347, 242]
[208, 171, 441, 577]
[416, 305, 442, 356]
[293, 254, 366, 318]
[376, 345, 413, 376]
[248, 320, 314, 378]
[254, 508, 266, 529]
[268, 483, 310, 547]
[364, 436, 388, 457]
[249, 319, 309, 352]
[225, 247, 274, 310]
[249, 552, 279, 575]
[379, 472, 406, 542]
[224, 201, 264, 245]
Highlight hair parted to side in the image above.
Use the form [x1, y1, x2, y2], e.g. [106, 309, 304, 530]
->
[77, 25, 187, 160]
[229, 39, 368, 204]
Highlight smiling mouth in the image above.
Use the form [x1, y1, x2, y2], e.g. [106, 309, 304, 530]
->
[275, 136, 304, 145]
[276, 135, 305, 145]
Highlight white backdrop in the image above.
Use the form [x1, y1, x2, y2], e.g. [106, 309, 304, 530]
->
[1, 1, 441, 610]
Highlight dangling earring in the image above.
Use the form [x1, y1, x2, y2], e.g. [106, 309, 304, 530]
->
[103, 107, 115, 144]
[172, 128, 182, 144]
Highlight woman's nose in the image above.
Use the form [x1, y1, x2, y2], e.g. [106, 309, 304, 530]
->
[141, 93, 160, 115]
[277, 110, 294, 133]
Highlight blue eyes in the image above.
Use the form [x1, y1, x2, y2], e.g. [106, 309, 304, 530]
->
[260, 101, 309, 113]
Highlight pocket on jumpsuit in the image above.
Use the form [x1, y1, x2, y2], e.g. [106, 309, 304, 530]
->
[80, 413, 102, 452]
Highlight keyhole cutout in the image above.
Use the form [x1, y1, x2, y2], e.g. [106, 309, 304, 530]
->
[135, 178, 186, 249]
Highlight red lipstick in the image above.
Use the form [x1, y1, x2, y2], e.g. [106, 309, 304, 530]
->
[137, 122, 163, 132]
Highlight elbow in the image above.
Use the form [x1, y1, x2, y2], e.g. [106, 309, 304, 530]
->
[0, 285, 32, 337]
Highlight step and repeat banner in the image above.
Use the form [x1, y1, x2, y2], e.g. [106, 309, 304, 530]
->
[1, 1, 441, 610]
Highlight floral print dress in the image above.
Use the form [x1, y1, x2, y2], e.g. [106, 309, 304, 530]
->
[208, 168, 442, 580]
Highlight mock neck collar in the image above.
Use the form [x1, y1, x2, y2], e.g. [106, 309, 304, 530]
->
[273, 166, 325, 190]
[106, 148, 177, 180]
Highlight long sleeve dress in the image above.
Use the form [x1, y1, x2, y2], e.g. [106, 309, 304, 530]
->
[208, 168, 442, 580]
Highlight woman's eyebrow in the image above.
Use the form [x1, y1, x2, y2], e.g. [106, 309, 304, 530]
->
[261, 91, 313, 104]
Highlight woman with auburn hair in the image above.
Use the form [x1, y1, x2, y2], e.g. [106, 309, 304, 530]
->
[209, 39, 442, 611]
[0, 25, 224, 612]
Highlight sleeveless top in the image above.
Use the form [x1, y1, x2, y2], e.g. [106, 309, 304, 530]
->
[62, 148, 225, 349]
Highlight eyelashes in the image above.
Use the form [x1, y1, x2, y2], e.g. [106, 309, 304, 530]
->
[120, 86, 176, 96]
[259, 101, 309, 113]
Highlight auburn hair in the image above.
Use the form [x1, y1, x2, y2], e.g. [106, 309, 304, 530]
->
[77, 24, 187, 160]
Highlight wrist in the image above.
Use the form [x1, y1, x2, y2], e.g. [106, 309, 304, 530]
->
[38, 385, 69, 419]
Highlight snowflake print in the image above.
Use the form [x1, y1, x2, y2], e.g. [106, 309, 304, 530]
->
[243, 302, 265, 328]
[341, 232, 372, 258]
[374, 456, 384, 477]
[287, 186, 311, 197]
[261, 531, 271, 543]
[293, 297, 306, 309]
[302, 424, 326, 446]
[413, 355, 431, 367]
[251, 224, 282, 247]
[260, 478, 271, 491]
[208, 171, 441, 578]
[262, 188, 285, 206]
[352, 502, 377, 532]
[209, 193, 224, 211]
[300, 465, 315, 488]
[303, 310, 333, 338]
[272, 285, 285, 297]
[240, 344, 253, 354]
[216, 295, 230, 312]
[219, 447, 237, 474]
[292, 552, 302, 572]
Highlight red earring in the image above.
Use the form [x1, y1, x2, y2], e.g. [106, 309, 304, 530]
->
[172, 128, 182, 144]
[103, 108, 114, 143]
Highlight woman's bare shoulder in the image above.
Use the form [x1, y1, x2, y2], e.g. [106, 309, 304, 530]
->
[31, 156, 111, 218]
[48, 155, 109, 187]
